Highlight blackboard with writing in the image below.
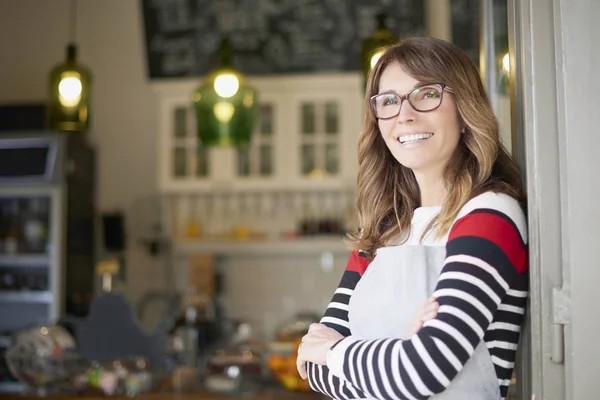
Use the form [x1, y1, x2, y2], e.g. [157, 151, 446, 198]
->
[141, 0, 425, 79]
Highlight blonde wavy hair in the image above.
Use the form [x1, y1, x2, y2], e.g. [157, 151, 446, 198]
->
[348, 37, 526, 259]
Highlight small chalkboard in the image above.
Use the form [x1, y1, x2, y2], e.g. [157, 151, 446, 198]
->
[140, 0, 426, 79]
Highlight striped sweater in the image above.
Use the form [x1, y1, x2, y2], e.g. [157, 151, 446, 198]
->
[307, 192, 528, 399]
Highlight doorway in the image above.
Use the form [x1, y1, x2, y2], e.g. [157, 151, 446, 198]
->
[490, 1, 600, 399]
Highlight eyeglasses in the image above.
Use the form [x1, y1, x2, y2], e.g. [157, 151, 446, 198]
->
[370, 83, 453, 120]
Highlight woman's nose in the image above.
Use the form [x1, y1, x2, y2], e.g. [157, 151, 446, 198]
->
[396, 99, 417, 123]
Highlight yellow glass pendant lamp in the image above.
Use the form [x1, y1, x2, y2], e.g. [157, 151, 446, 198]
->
[48, 43, 92, 132]
[48, 0, 92, 132]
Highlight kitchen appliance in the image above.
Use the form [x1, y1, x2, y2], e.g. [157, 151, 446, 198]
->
[0, 131, 96, 393]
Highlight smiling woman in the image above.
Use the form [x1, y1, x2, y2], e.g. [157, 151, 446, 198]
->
[296, 37, 528, 400]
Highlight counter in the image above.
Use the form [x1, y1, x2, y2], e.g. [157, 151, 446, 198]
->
[3, 389, 327, 400]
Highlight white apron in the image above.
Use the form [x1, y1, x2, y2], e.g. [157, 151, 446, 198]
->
[348, 244, 502, 400]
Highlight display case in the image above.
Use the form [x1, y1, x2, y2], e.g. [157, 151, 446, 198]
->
[0, 132, 96, 394]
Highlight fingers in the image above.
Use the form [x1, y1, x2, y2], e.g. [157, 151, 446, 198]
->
[296, 343, 308, 379]
[296, 358, 307, 379]
[407, 298, 440, 337]
[423, 298, 439, 316]
[425, 297, 439, 309]
[408, 322, 425, 336]
[423, 301, 439, 319]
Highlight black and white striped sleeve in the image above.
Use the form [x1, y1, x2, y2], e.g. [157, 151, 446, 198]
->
[324, 196, 528, 400]
[306, 250, 370, 399]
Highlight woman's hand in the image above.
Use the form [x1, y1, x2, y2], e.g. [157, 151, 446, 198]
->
[296, 323, 344, 380]
[295, 299, 438, 379]
[406, 296, 439, 338]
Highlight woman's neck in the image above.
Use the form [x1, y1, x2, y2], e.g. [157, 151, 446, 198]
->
[414, 172, 447, 207]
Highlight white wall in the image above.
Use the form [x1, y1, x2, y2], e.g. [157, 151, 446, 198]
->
[0, 0, 164, 303]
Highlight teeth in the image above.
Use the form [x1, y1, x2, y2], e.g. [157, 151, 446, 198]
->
[399, 133, 433, 143]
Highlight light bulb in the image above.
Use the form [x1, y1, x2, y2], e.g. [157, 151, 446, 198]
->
[370, 50, 384, 69]
[502, 53, 510, 74]
[58, 73, 83, 107]
[214, 73, 239, 98]
[213, 102, 235, 122]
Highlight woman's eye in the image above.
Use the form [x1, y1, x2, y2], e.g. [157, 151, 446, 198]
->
[422, 90, 441, 99]
[383, 96, 398, 106]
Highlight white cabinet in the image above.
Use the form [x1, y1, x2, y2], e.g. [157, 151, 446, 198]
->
[153, 73, 364, 193]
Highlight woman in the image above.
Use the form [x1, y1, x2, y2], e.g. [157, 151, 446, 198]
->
[296, 37, 528, 400]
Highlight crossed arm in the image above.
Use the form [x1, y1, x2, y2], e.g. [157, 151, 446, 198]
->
[302, 206, 527, 400]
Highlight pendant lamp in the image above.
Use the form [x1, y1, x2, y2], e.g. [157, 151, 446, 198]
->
[192, 38, 258, 147]
[361, 13, 398, 88]
[48, 0, 92, 132]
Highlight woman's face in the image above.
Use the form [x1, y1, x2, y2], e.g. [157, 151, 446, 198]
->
[376, 62, 463, 178]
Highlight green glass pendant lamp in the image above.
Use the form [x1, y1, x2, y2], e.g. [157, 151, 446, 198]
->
[48, 0, 92, 132]
[361, 13, 399, 88]
[192, 38, 259, 147]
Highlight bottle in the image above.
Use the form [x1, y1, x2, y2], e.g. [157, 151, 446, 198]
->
[4, 199, 23, 254]
[23, 198, 48, 253]
[184, 196, 202, 239]
[94, 259, 121, 295]
[300, 193, 320, 235]
[173, 286, 216, 368]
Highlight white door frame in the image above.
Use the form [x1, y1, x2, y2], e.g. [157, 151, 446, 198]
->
[510, 0, 600, 399]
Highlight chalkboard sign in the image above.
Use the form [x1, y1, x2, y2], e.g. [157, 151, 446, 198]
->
[450, 0, 480, 67]
[141, 0, 425, 79]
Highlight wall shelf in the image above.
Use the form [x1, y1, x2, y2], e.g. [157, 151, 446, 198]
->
[173, 236, 352, 256]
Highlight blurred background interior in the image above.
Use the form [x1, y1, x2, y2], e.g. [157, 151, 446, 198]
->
[0, 0, 516, 397]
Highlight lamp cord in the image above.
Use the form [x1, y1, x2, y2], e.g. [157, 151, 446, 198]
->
[69, 0, 77, 43]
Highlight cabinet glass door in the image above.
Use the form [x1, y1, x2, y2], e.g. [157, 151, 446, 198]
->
[0, 194, 54, 335]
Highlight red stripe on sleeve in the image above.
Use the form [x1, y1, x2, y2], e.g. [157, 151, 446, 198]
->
[449, 212, 528, 273]
[346, 250, 370, 276]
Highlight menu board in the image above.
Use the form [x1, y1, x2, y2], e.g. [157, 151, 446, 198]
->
[140, 0, 425, 78]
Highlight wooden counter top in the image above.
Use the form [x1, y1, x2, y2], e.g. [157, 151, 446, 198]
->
[3, 389, 327, 400]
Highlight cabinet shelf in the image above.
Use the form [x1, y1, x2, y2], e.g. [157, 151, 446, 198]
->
[0, 291, 53, 303]
[0, 254, 49, 268]
[173, 236, 351, 256]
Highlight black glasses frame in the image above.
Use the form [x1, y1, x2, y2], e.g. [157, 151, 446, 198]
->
[369, 83, 453, 120]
